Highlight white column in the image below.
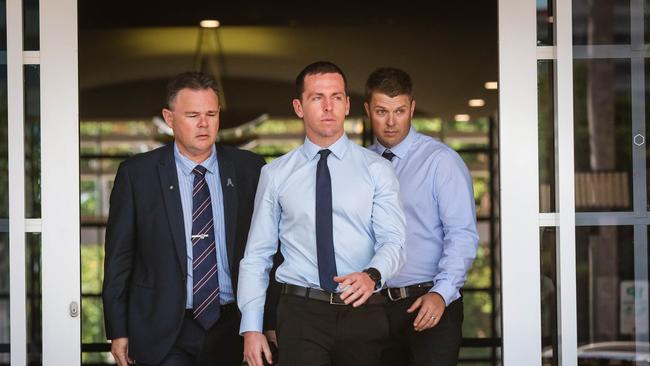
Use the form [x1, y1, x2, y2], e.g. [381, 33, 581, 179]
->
[554, 0, 578, 364]
[39, 0, 80, 363]
[498, 0, 542, 364]
[7, 0, 27, 364]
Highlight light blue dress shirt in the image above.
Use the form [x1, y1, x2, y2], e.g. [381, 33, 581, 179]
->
[238, 133, 406, 333]
[369, 127, 478, 306]
[174, 143, 234, 307]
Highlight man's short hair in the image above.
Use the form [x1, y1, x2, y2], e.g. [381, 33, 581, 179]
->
[295, 61, 348, 100]
[166, 71, 220, 109]
[364, 67, 413, 102]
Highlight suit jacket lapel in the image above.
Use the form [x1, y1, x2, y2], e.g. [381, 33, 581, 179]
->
[157, 144, 188, 276]
[217, 145, 238, 274]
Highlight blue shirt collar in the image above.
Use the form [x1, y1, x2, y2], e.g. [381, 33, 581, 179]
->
[301, 133, 350, 161]
[173, 143, 218, 176]
[374, 126, 417, 160]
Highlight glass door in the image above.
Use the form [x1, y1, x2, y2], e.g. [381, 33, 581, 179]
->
[5, 0, 80, 364]
[499, 0, 650, 365]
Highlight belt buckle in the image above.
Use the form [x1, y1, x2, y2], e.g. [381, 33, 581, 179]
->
[387, 287, 407, 302]
[329, 292, 346, 305]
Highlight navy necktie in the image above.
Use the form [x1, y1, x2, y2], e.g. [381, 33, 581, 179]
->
[382, 149, 396, 161]
[191, 165, 220, 329]
[315, 149, 338, 292]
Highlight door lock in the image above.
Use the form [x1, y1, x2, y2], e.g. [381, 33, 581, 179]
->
[69, 301, 79, 317]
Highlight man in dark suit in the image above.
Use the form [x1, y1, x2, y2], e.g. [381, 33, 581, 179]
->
[102, 71, 266, 365]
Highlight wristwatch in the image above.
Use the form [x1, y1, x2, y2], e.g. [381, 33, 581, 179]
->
[363, 267, 382, 290]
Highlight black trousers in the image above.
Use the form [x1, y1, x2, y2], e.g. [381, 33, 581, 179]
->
[277, 294, 390, 366]
[380, 297, 464, 366]
[140, 304, 243, 366]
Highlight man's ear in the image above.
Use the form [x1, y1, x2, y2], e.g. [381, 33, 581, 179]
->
[345, 96, 350, 116]
[162, 108, 174, 129]
[292, 99, 304, 118]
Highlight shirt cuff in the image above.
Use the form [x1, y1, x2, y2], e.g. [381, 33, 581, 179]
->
[239, 309, 264, 335]
[431, 281, 460, 307]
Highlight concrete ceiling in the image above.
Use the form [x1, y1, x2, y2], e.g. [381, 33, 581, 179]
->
[79, 1, 498, 123]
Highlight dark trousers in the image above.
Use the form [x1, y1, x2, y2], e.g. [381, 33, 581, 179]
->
[277, 294, 390, 366]
[140, 304, 243, 366]
[380, 297, 464, 366]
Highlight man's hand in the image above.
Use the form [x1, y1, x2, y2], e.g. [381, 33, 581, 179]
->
[334, 272, 375, 307]
[407, 292, 446, 331]
[110, 337, 134, 365]
[243, 331, 273, 366]
[264, 330, 278, 347]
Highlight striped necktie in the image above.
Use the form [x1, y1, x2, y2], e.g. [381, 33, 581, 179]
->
[191, 165, 220, 329]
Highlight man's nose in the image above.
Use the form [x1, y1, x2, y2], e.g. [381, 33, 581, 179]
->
[323, 98, 332, 111]
[197, 115, 208, 126]
[386, 113, 396, 126]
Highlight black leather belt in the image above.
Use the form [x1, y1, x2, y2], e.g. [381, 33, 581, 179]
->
[381, 281, 434, 302]
[185, 302, 238, 318]
[282, 284, 387, 305]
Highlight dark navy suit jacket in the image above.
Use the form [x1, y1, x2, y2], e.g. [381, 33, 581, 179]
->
[102, 143, 266, 365]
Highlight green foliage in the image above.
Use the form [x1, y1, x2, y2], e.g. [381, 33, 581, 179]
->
[80, 180, 98, 216]
[254, 119, 304, 134]
[412, 118, 442, 133]
[81, 244, 111, 363]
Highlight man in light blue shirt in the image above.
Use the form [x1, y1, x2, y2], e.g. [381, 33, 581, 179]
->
[365, 67, 478, 366]
[238, 61, 406, 366]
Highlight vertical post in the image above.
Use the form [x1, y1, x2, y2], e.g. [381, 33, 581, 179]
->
[554, 0, 578, 365]
[7, 0, 27, 364]
[498, 0, 542, 364]
[39, 0, 80, 363]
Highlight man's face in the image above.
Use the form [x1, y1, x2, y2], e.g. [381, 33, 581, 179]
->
[365, 92, 415, 149]
[162, 88, 220, 161]
[293, 72, 350, 146]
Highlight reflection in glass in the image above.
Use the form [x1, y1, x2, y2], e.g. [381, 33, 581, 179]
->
[26, 233, 42, 364]
[459, 347, 493, 364]
[574, 59, 632, 212]
[575, 226, 648, 360]
[0, 233, 8, 363]
[537, 0, 554, 46]
[540, 228, 558, 366]
[23, 0, 38, 50]
[538, 61, 555, 213]
[462, 290, 493, 338]
[573, 0, 631, 45]
[81, 228, 111, 364]
[466, 224, 492, 288]
[24, 65, 40, 218]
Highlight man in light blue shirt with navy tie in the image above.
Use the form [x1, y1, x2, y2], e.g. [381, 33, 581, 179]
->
[238, 61, 406, 366]
[365, 67, 478, 366]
